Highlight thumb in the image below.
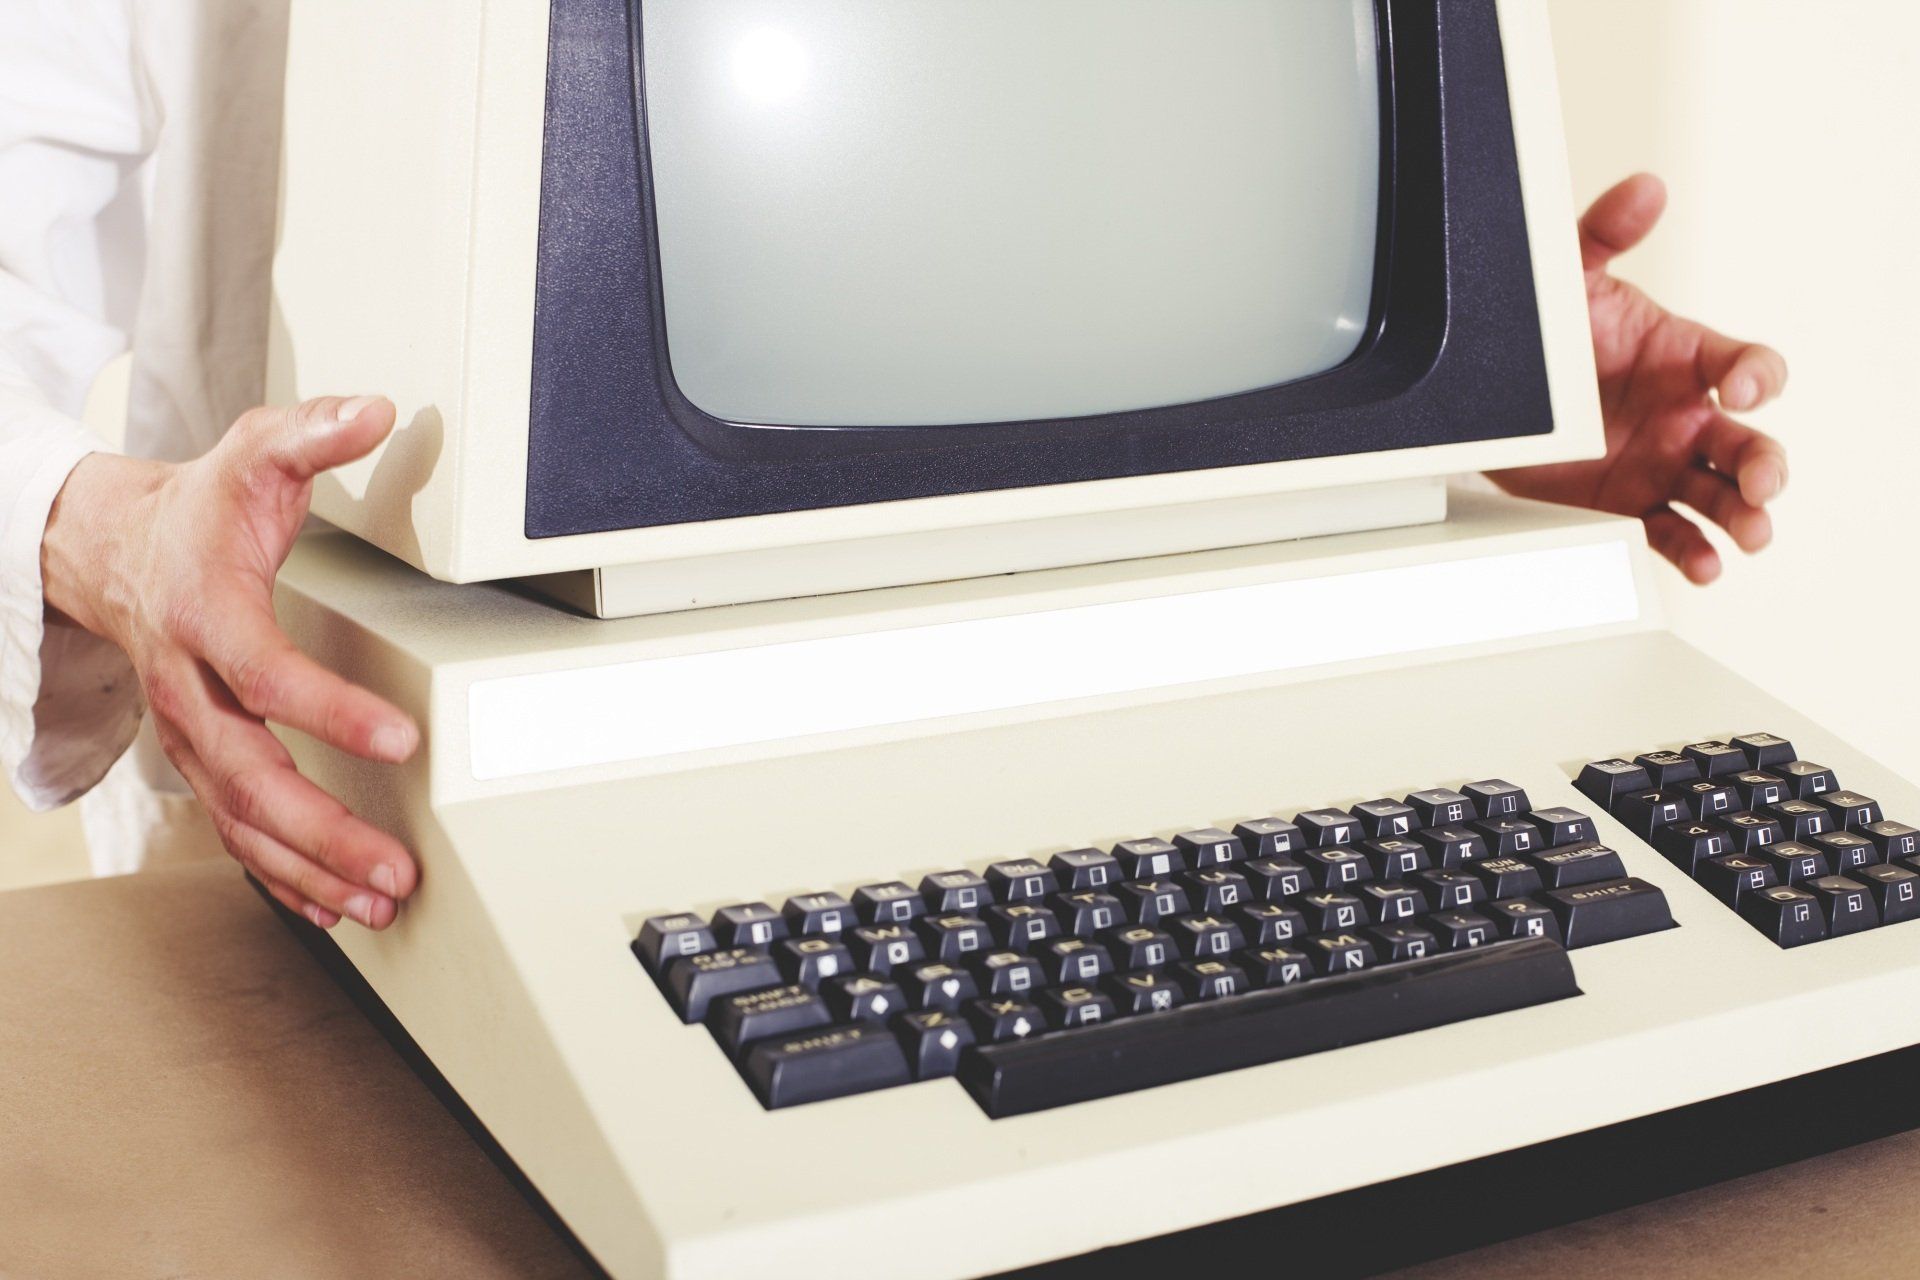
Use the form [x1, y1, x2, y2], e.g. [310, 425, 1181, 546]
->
[1579, 173, 1667, 275]
[237, 395, 400, 483]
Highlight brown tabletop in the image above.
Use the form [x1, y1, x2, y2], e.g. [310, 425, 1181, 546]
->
[3, 862, 1914, 1279]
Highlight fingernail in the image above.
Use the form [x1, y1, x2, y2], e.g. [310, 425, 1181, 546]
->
[371, 863, 398, 897]
[304, 904, 333, 929]
[335, 395, 380, 426]
[347, 894, 381, 928]
[1723, 377, 1757, 410]
[371, 721, 416, 762]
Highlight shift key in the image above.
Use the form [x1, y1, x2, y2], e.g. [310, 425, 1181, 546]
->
[1538, 878, 1675, 948]
[741, 1024, 911, 1109]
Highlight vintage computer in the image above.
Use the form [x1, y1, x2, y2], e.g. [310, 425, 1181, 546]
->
[265, 1, 1920, 1276]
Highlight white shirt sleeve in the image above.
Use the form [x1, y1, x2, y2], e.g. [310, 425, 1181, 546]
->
[0, 0, 152, 811]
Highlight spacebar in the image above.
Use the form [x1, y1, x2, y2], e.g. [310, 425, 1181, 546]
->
[958, 938, 1579, 1118]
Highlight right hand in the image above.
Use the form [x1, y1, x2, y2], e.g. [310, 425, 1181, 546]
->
[41, 396, 420, 930]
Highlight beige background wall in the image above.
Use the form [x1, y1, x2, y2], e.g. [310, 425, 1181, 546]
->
[4, 3, 1917, 891]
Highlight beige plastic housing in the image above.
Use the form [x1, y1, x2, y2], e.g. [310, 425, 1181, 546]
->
[268, 0, 1601, 597]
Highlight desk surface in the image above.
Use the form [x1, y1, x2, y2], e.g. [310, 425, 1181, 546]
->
[2, 862, 1912, 1279]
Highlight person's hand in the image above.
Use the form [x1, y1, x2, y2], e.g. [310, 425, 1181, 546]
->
[1490, 173, 1789, 584]
[41, 396, 420, 929]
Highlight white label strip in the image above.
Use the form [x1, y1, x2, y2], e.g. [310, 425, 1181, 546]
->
[468, 540, 1638, 781]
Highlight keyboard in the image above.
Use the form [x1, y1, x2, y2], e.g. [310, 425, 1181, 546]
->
[633, 778, 1675, 1116]
[1581, 732, 1920, 948]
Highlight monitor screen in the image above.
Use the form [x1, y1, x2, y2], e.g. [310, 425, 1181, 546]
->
[642, 0, 1382, 429]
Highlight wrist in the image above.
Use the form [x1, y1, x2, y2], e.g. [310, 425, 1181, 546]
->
[40, 452, 170, 640]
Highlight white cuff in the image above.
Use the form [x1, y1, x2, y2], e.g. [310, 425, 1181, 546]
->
[0, 403, 143, 811]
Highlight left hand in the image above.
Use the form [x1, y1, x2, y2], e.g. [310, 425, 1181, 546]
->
[1490, 173, 1789, 584]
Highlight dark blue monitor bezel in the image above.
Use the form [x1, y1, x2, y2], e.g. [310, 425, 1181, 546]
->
[525, 0, 1551, 538]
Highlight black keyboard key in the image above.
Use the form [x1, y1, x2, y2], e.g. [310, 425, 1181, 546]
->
[1655, 820, 1735, 875]
[899, 961, 979, 1011]
[1767, 799, 1834, 842]
[1635, 750, 1701, 788]
[986, 859, 1059, 903]
[742, 1024, 910, 1108]
[1239, 944, 1315, 987]
[1362, 837, 1431, 880]
[1485, 897, 1563, 944]
[1752, 841, 1830, 885]
[1169, 914, 1246, 961]
[782, 892, 855, 935]
[1365, 923, 1440, 962]
[1113, 837, 1184, 879]
[1810, 830, 1879, 876]
[1464, 779, 1530, 818]
[1233, 818, 1306, 860]
[1176, 959, 1250, 1000]
[1806, 875, 1880, 936]
[1294, 808, 1363, 848]
[1733, 732, 1797, 769]
[1038, 985, 1117, 1029]
[916, 913, 992, 962]
[1683, 740, 1748, 777]
[1104, 970, 1186, 1013]
[1352, 799, 1419, 839]
[708, 984, 831, 1058]
[1234, 902, 1308, 946]
[895, 1009, 975, 1079]
[1415, 824, 1489, 868]
[1102, 925, 1175, 971]
[1866, 820, 1920, 863]
[959, 939, 1578, 1117]
[1297, 890, 1367, 933]
[1617, 790, 1688, 839]
[1411, 868, 1486, 912]
[1052, 890, 1126, 937]
[1537, 878, 1675, 948]
[845, 924, 924, 976]
[973, 950, 1045, 998]
[1528, 842, 1628, 890]
[1854, 864, 1920, 924]
[1577, 760, 1653, 810]
[1474, 816, 1545, 857]
[1300, 845, 1373, 890]
[634, 912, 716, 977]
[1183, 868, 1253, 913]
[664, 948, 782, 1023]
[713, 902, 788, 949]
[1356, 881, 1427, 925]
[1049, 848, 1122, 892]
[1301, 932, 1375, 975]
[966, 998, 1046, 1043]
[1714, 811, 1786, 854]
[853, 881, 926, 925]
[1676, 778, 1740, 822]
[1426, 909, 1498, 951]
[1696, 853, 1778, 906]
[920, 870, 989, 913]
[1528, 807, 1599, 848]
[1816, 791, 1884, 831]
[1174, 827, 1244, 868]
[1467, 857, 1544, 900]
[1407, 787, 1478, 828]
[775, 935, 857, 987]
[1730, 772, 1788, 811]
[1243, 856, 1312, 902]
[823, 974, 906, 1022]
[1738, 884, 1827, 948]
[1779, 760, 1841, 800]
[1039, 937, 1113, 986]
[1117, 878, 1190, 925]
[984, 903, 1062, 952]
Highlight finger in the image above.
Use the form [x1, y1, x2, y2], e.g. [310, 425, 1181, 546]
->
[151, 717, 343, 929]
[1644, 507, 1721, 585]
[1697, 412, 1789, 505]
[1579, 173, 1667, 274]
[1674, 466, 1773, 554]
[229, 395, 399, 484]
[193, 595, 418, 764]
[1695, 331, 1789, 412]
[219, 812, 398, 930]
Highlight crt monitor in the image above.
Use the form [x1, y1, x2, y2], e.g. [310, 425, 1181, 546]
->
[269, 0, 1598, 594]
